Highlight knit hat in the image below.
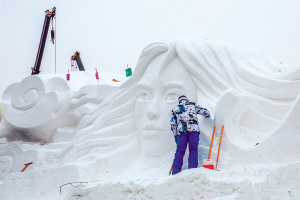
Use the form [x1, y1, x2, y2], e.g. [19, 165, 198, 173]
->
[178, 95, 188, 104]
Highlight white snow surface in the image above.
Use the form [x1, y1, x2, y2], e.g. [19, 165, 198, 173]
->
[1, 39, 300, 199]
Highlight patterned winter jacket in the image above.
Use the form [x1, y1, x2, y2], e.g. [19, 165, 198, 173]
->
[170, 96, 210, 137]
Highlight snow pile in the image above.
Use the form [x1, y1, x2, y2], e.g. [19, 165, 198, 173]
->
[1, 39, 300, 199]
[67, 162, 300, 199]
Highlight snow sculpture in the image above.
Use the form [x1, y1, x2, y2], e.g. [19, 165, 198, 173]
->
[1, 39, 300, 194]
[0, 72, 121, 143]
[65, 39, 300, 165]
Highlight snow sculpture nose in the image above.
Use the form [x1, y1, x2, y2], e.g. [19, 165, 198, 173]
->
[147, 108, 160, 119]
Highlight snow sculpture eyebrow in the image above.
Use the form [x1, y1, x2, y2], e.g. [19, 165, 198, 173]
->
[136, 83, 152, 92]
[161, 83, 184, 92]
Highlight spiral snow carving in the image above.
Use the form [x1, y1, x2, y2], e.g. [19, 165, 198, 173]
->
[0, 143, 38, 180]
[0, 155, 13, 179]
[1, 75, 71, 142]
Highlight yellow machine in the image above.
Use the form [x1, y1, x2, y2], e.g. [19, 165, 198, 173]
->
[71, 51, 85, 71]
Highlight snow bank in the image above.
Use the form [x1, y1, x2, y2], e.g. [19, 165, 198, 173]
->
[1, 39, 300, 199]
[67, 162, 300, 200]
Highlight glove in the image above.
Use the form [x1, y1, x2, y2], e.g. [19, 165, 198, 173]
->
[205, 114, 211, 118]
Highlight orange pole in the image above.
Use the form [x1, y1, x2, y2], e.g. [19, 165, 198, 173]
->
[95, 68, 97, 73]
[21, 162, 33, 172]
[216, 126, 224, 170]
[112, 79, 120, 82]
[208, 126, 216, 159]
[169, 162, 173, 176]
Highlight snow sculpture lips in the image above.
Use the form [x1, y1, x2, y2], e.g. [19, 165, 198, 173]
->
[143, 124, 163, 131]
[143, 124, 164, 139]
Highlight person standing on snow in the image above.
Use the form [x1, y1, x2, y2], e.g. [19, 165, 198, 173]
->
[170, 95, 210, 175]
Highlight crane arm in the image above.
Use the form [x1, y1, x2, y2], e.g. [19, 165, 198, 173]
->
[32, 7, 56, 75]
[71, 51, 85, 71]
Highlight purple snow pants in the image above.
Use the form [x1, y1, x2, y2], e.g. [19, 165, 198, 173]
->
[172, 131, 199, 175]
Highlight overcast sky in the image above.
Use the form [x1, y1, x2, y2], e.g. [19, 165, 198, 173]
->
[1, 0, 300, 97]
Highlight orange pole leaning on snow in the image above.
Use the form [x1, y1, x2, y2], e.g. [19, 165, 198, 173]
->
[208, 126, 216, 159]
[169, 162, 173, 176]
[21, 162, 33, 172]
[216, 125, 224, 170]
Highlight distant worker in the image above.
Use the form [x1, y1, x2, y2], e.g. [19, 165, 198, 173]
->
[170, 95, 210, 175]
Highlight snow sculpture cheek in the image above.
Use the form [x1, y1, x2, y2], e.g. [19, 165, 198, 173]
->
[135, 54, 197, 156]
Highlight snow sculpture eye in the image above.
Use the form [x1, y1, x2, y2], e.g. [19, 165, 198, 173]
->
[165, 93, 179, 103]
[138, 93, 150, 101]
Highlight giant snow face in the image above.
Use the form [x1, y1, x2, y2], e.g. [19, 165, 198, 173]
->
[135, 53, 197, 156]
